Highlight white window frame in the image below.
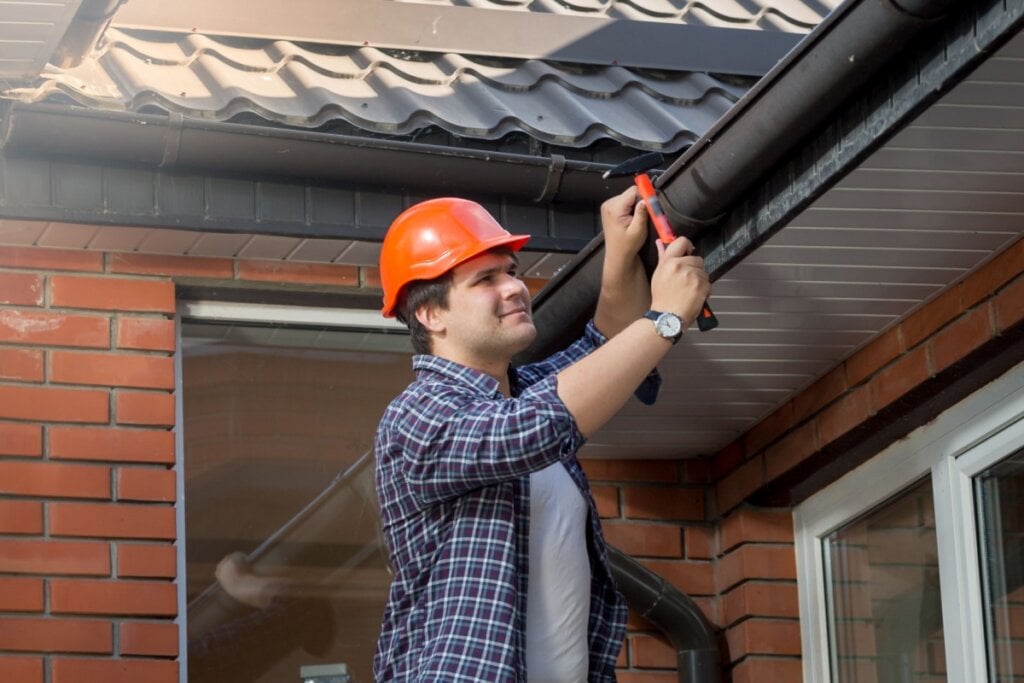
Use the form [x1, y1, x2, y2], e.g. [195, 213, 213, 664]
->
[795, 360, 1024, 683]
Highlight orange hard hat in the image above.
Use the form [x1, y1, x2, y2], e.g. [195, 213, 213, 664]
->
[379, 198, 530, 318]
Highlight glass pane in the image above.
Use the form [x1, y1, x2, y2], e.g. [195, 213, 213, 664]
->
[825, 478, 947, 682]
[976, 446, 1024, 681]
[181, 320, 413, 683]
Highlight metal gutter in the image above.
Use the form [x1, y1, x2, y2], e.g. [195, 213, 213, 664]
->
[654, 0, 957, 237]
[516, 0, 961, 365]
[0, 103, 626, 205]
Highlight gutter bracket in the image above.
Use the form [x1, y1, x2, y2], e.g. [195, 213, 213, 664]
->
[534, 154, 566, 203]
[160, 112, 184, 167]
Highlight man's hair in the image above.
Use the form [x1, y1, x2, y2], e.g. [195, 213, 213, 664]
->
[397, 270, 454, 355]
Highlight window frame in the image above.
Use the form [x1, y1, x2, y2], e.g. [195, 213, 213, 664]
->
[173, 300, 409, 683]
[795, 360, 1024, 683]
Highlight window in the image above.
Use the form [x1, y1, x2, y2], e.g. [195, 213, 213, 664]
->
[178, 302, 412, 683]
[796, 360, 1024, 683]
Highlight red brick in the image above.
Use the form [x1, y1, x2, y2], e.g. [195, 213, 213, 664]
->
[869, 344, 931, 412]
[681, 458, 711, 484]
[119, 621, 179, 656]
[0, 309, 109, 347]
[764, 421, 818, 482]
[361, 266, 382, 289]
[0, 385, 109, 423]
[995, 273, 1024, 331]
[640, 559, 715, 596]
[630, 633, 675, 668]
[50, 579, 176, 617]
[816, 385, 873, 447]
[711, 440, 744, 481]
[714, 454, 765, 515]
[50, 351, 174, 390]
[592, 484, 620, 518]
[725, 618, 801, 660]
[0, 500, 43, 534]
[684, 525, 715, 560]
[49, 502, 175, 540]
[581, 459, 678, 483]
[115, 391, 175, 426]
[0, 617, 112, 654]
[902, 285, 963, 349]
[730, 656, 803, 683]
[962, 237, 1024, 308]
[50, 426, 174, 464]
[845, 326, 903, 387]
[0, 272, 43, 305]
[622, 487, 703, 521]
[792, 366, 847, 424]
[721, 581, 799, 627]
[0, 461, 110, 499]
[117, 467, 175, 502]
[52, 658, 177, 683]
[743, 402, 794, 457]
[719, 507, 795, 553]
[117, 543, 176, 579]
[0, 247, 103, 272]
[0, 348, 44, 382]
[50, 275, 174, 313]
[110, 253, 234, 279]
[716, 545, 797, 593]
[930, 304, 994, 373]
[236, 260, 359, 287]
[0, 423, 43, 456]
[0, 539, 110, 575]
[0, 577, 44, 612]
[602, 522, 682, 558]
[0, 655, 43, 683]
[115, 316, 175, 352]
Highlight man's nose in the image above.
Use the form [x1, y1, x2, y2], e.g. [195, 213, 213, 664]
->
[500, 274, 528, 298]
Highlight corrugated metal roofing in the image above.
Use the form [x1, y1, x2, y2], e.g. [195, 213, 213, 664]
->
[393, 0, 840, 32]
[5, 28, 747, 151]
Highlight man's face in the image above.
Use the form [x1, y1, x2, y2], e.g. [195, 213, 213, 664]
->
[430, 250, 536, 363]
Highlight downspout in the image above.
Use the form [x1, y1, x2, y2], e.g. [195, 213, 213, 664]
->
[608, 548, 721, 682]
[0, 103, 626, 205]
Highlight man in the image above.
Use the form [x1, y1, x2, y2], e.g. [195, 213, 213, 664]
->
[374, 188, 710, 682]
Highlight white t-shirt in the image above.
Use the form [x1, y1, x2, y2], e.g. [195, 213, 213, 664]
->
[525, 462, 592, 683]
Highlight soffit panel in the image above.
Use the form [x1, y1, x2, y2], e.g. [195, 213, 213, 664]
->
[586, 30, 1024, 459]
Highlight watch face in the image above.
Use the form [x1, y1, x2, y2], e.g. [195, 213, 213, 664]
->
[656, 313, 682, 338]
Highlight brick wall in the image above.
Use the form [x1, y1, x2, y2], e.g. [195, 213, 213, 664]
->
[2, 233, 1021, 682]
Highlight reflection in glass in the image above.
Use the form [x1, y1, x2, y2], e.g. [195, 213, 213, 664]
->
[824, 477, 946, 682]
[181, 320, 413, 683]
[976, 446, 1024, 682]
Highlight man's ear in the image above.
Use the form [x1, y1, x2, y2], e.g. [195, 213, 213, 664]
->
[414, 303, 446, 335]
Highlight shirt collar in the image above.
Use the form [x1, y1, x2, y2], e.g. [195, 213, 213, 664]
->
[412, 354, 509, 397]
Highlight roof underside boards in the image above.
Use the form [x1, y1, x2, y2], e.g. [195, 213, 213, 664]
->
[0, 0, 82, 79]
[584, 28, 1024, 458]
[4, 28, 749, 153]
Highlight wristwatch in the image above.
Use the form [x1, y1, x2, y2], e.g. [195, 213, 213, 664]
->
[643, 310, 684, 344]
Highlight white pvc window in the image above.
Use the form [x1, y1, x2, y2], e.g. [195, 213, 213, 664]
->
[796, 360, 1024, 683]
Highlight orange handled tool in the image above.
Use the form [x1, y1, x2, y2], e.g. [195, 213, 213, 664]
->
[606, 154, 718, 332]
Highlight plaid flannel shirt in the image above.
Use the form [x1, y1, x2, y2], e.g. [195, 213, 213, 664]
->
[374, 321, 657, 682]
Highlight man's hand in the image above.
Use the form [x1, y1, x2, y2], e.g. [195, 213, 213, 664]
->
[650, 237, 711, 328]
[601, 186, 647, 263]
[594, 186, 651, 338]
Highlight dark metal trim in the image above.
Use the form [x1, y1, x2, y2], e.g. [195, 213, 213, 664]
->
[112, 0, 801, 76]
[0, 103, 628, 206]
